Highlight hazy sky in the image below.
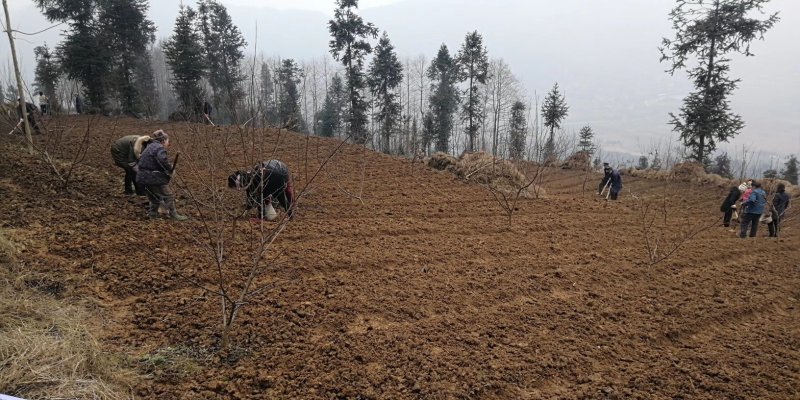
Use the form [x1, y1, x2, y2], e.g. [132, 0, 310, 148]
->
[3, 0, 799, 159]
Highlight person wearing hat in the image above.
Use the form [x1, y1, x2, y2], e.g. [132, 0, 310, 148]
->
[227, 160, 295, 222]
[111, 135, 152, 195]
[135, 130, 188, 221]
[597, 162, 613, 195]
[738, 180, 766, 238]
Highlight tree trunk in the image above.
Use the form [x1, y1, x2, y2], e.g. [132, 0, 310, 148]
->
[2, 0, 33, 154]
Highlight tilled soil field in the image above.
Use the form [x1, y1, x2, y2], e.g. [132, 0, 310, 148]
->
[1, 116, 798, 399]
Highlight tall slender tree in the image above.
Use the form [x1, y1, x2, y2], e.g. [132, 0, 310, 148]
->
[163, 5, 206, 117]
[368, 32, 403, 153]
[328, 0, 379, 144]
[198, 0, 246, 121]
[427, 44, 459, 153]
[98, 0, 156, 115]
[35, 0, 111, 112]
[259, 62, 277, 125]
[660, 0, 779, 165]
[277, 59, 303, 130]
[508, 101, 527, 160]
[34, 44, 60, 112]
[577, 125, 595, 154]
[782, 155, 798, 185]
[541, 82, 569, 161]
[456, 30, 489, 152]
[318, 73, 346, 137]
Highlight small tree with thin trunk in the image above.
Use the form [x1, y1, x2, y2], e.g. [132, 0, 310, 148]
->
[541, 83, 568, 162]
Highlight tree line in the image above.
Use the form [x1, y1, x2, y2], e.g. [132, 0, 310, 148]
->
[17, 0, 792, 174]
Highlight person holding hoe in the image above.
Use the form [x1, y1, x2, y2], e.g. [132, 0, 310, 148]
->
[136, 130, 188, 221]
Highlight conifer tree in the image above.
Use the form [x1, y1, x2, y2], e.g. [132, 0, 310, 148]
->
[456, 31, 489, 152]
[541, 82, 569, 160]
[277, 59, 303, 130]
[34, 44, 60, 112]
[318, 73, 346, 137]
[368, 32, 403, 153]
[164, 5, 206, 117]
[98, 0, 156, 115]
[35, 0, 110, 112]
[198, 0, 246, 121]
[577, 125, 595, 154]
[328, 0, 379, 144]
[710, 152, 732, 178]
[259, 62, 277, 125]
[427, 44, 459, 153]
[508, 101, 527, 160]
[782, 155, 798, 185]
[637, 156, 650, 170]
[660, 0, 779, 165]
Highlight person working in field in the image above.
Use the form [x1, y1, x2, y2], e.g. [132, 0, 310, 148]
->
[607, 167, 623, 200]
[136, 130, 188, 221]
[227, 160, 295, 222]
[738, 180, 766, 238]
[720, 185, 742, 227]
[597, 162, 613, 195]
[111, 134, 152, 195]
[768, 183, 791, 237]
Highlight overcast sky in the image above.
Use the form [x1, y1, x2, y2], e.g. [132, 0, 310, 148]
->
[3, 0, 799, 159]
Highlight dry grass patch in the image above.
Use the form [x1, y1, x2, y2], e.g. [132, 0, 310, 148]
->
[0, 229, 136, 400]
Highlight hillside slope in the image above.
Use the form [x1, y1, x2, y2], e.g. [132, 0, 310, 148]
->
[1, 116, 798, 399]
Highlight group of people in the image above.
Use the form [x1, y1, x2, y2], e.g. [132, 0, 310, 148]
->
[111, 130, 294, 223]
[721, 180, 791, 238]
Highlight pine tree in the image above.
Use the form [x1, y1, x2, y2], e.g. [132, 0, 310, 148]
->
[367, 32, 403, 153]
[637, 156, 650, 170]
[541, 82, 569, 161]
[34, 44, 60, 112]
[456, 31, 489, 152]
[782, 155, 798, 185]
[35, 0, 111, 112]
[164, 5, 206, 118]
[277, 59, 303, 130]
[328, 0, 379, 144]
[259, 62, 277, 125]
[710, 152, 732, 178]
[763, 169, 778, 179]
[98, 0, 156, 115]
[650, 150, 663, 171]
[318, 73, 347, 137]
[198, 0, 246, 122]
[577, 125, 595, 154]
[660, 0, 779, 165]
[508, 101, 527, 160]
[427, 44, 459, 153]
[421, 111, 435, 153]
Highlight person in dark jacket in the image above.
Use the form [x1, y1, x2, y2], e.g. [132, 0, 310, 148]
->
[739, 180, 766, 238]
[608, 168, 623, 200]
[597, 163, 613, 195]
[768, 183, 791, 237]
[16, 99, 41, 134]
[202, 100, 213, 124]
[228, 160, 295, 222]
[111, 135, 152, 195]
[720, 185, 742, 227]
[135, 130, 188, 221]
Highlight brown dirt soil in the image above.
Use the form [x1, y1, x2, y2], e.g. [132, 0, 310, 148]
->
[1, 116, 799, 399]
